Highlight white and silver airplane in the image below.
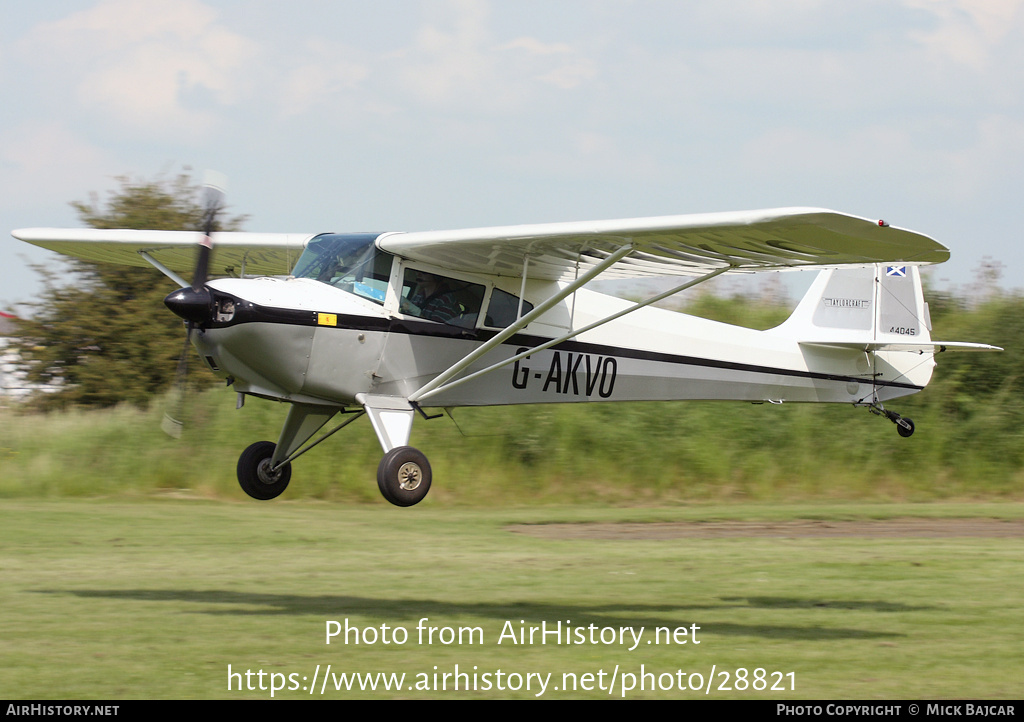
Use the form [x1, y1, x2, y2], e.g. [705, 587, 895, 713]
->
[13, 206, 999, 506]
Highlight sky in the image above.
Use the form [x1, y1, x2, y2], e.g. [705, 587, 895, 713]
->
[2, 0, 1022, 310]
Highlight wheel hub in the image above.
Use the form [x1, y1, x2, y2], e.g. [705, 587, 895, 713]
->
[257, 458, 283, 485]
[397, 461, 422, 491]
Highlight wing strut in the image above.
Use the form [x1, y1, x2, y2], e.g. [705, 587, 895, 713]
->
[138, 251, 190, 288]
[408, 244, 635, 404]
[516, 254, 530, 321]
[409, 260, 732, 405]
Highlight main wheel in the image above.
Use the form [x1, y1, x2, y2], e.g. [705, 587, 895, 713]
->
[377, 446, 432, 507]
[237, 441, 292, 500]
[896, 417, 915, 438]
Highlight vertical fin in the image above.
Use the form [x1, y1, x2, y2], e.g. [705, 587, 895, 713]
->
[771, 264, 931, 346]
[771, 266, 875, 344]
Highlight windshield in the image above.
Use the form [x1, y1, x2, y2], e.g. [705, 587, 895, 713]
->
[291, 233, 391, 304]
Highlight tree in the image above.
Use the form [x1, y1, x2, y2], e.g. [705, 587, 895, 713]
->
[14, 173, 246, 409]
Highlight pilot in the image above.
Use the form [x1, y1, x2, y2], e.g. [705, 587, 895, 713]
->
[409, 272, 461, 323]
[317, 254, 347, 283]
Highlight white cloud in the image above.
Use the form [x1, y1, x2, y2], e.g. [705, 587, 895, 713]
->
[275, 39, 371, 118]
[906, 0, 1024, 69]
[18, 0, 258, 138]
[536, 59, 597, 90]
[500, 37, 572, 56]
[394, 0, 496, 106]
[386, 0, 597, 111]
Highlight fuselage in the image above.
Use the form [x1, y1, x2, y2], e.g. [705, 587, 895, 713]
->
[186, 234, 931, 410]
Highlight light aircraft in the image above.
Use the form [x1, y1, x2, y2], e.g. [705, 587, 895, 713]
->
[13, 202, 1000, 506]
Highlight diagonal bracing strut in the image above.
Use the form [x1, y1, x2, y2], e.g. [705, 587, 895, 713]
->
[409, 257, 732, 405]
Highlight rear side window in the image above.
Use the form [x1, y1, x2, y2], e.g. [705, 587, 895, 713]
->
[485, 288, 534, 329]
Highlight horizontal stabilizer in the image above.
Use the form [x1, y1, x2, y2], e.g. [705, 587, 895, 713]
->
[800, 340, 1002, 354]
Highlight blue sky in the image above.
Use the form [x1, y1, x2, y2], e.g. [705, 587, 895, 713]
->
[3, 0, 1022, 309]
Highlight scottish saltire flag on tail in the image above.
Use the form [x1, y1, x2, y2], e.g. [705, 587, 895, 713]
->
[886, 266, 907, 277]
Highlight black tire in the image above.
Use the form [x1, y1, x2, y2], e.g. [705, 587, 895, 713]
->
[897, 417, 915, 438]
[237, 441, 292, 500]
[377, 446, 432, 507]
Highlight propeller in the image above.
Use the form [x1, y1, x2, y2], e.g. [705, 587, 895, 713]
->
[161, 173, 227, 438]
[164, 177, 225, 323]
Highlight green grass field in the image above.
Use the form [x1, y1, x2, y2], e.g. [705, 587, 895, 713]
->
[2, 340, 1022, 700]
[1, 499, 1020, 699]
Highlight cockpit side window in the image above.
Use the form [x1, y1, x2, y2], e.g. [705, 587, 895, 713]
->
[292, 233, 391, 304]
[401, 269, 485, 328]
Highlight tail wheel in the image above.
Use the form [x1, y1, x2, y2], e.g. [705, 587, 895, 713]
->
[237, 441, 292, 500]
[377, 446, 432, 507]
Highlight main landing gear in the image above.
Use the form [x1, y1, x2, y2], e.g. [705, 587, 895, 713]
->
[235, 440, 431, 506]
[233, 398, 435, 507]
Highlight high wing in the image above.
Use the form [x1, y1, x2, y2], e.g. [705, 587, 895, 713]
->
[11, 228, 313, 279]
[14, 207, 948, 283]
[378, 207, 949, 280]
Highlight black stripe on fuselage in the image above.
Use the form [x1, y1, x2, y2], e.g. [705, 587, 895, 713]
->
[205, 299, 923, 392]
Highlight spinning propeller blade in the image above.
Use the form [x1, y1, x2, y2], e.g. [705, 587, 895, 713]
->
[192, 175, 225, 290]
[162, 173, 227, 438]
